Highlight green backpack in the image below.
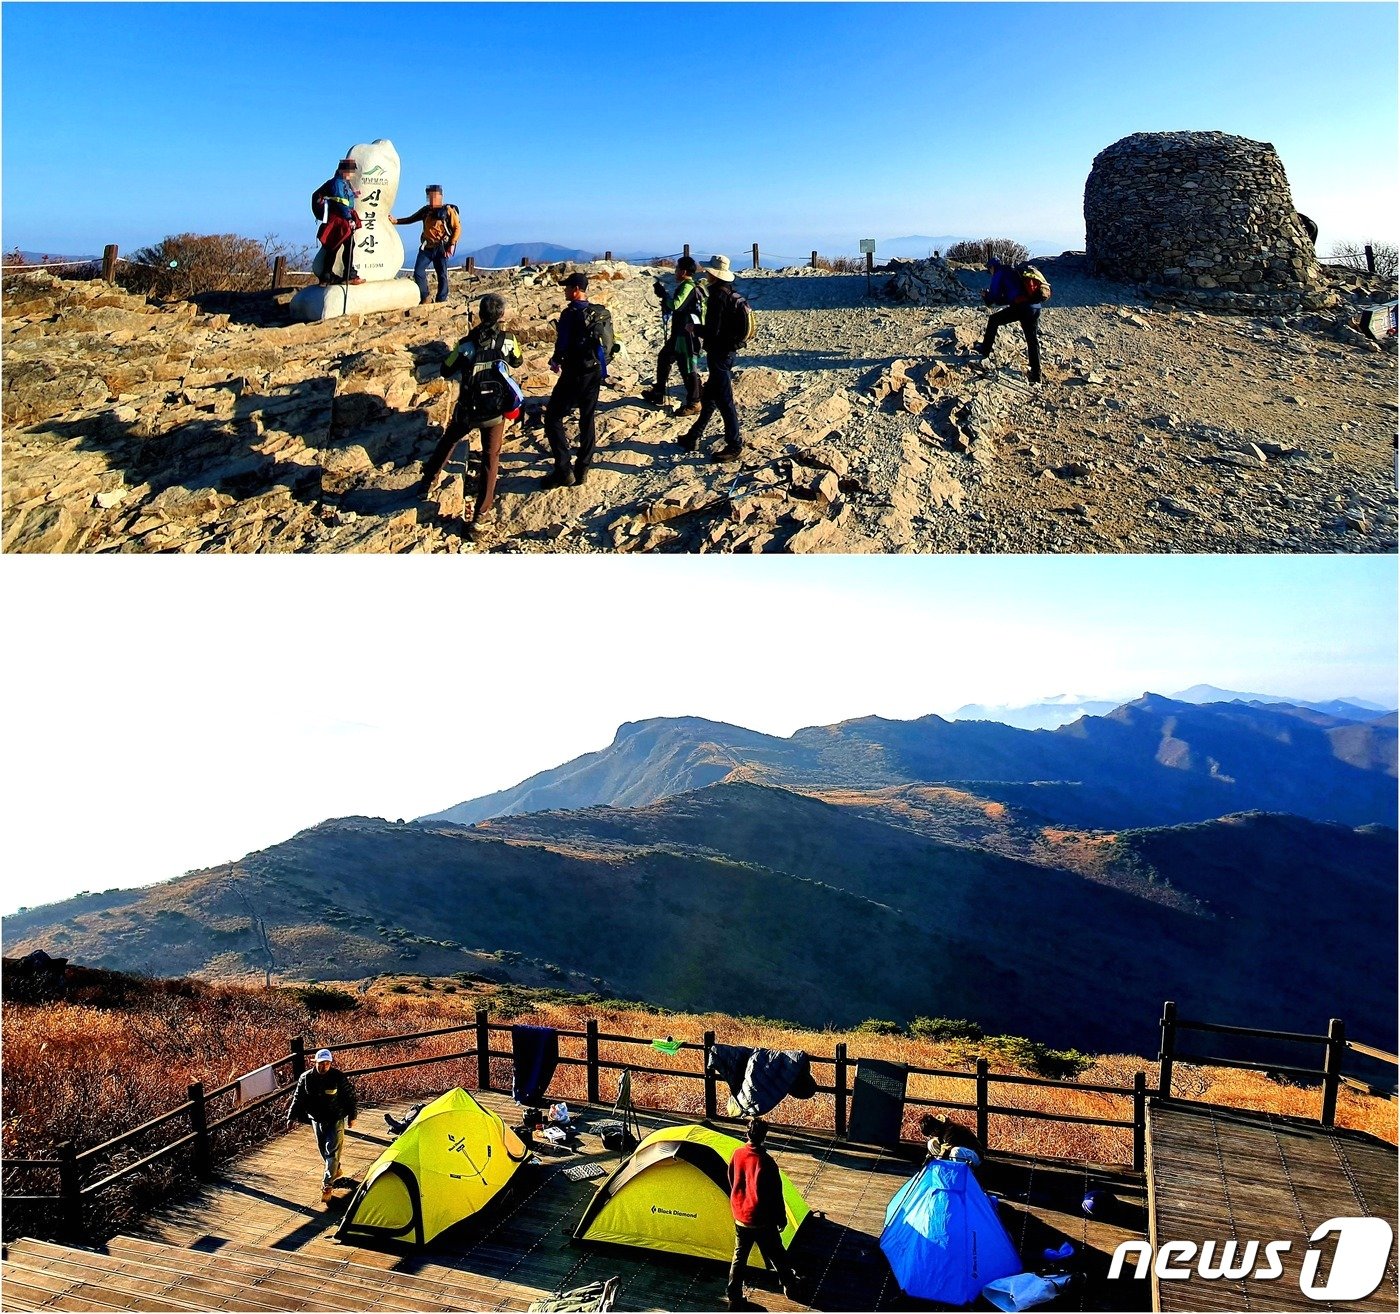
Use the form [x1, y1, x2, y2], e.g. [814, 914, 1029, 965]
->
[1019, 263, 1052, 303]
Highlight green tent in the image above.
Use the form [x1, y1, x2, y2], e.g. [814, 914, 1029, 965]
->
[574, 1124, 810, 1265]
[337, 1088, 528, 1246]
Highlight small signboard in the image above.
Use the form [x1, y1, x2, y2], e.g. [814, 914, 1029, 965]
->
[859, 239, 877, 254]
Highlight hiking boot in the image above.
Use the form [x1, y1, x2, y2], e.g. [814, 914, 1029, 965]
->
[677, 432, 698, 453]
[678, 402, 702, 416]
[973, 343, 991, 358]
[573, 462, 590, 485]
[347, 276, 365, 286]
[539, 469, 576, 491]
[709, 444, 742, 464]
[641, 387, 665, 405]
[321, 1186, 334, 1203]
[1028, 374, 1043, 387]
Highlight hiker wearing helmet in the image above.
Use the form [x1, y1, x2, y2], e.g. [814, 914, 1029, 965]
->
[312, 158, 364, 287]
[974, 256, 1046, 386]
[285, 1048, 359, 1203]
[543, 271, 615, 489]
[425, 293, 524, 540]
[642, 256, 704, 415]
[726, 1117, 802, 1310]
[390, 185, 462, 304]
[682, 255, 747, 463]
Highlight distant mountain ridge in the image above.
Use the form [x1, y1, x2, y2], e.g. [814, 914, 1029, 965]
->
[422, 695, 1398, 831]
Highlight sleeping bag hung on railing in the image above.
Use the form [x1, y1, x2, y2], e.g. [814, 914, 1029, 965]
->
[337, 1087, 528, 1246]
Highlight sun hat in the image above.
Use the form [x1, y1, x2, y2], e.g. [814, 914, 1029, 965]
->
[314, 1048, 333, 1063]
[704, 254, 735, 282]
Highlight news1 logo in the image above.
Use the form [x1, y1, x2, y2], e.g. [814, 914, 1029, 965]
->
[1109, 1217, 1394, 1301]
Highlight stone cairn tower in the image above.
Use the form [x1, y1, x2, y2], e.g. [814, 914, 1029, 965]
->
[1084, 130, 1331, 310]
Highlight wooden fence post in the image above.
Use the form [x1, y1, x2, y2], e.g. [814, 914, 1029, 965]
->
[702, 1030, 718, 1120]
[752, 243, 760, 270]
[586, 1019, 600, 1105]
[1365, 244, 1375, 274]
[604, 251, 612, 262]
[101, 245, 118, 283]
[290, 1036, 306, 1080]
[466, 256, 476, 273]
[1158, 1001, 1177, 1098]
[57, 1141, 83, 1242]
[683, 243, 691, 260]
[1132, 1072, 1147, 1173]
[270, 256, 286, 292]
[833, 1043, 848, 1139]
[975, 1059, 989, 1151]
[1320, 1018, 1345, 1127]
[521, 256, 530, 267]
[810, 250, 818, 269]
[188, 1081, 212, 1178]
[476, 1010, 491, 1091]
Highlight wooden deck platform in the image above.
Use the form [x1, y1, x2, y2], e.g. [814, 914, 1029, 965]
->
[10, 1091, 1149, 1311]
[1146, 1101, 1398, 1312]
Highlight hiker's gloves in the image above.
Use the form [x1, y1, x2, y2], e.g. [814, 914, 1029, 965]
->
[653, 280, 667, 299]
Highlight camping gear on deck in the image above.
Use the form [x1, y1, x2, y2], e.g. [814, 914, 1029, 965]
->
[513, 1024, 560, 1104]
[846, 1058, 909, 1146]
[528, 1277, 620, 1312]
[982, 1271, 1073, 1312]
[337, 1088, 528, 1246]
[880, 1159, 1021, 1305]
[705, 1044, 817, 1117]
[573, 1124, 810, 1266]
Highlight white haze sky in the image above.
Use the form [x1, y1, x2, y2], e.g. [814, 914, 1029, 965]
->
[2, 554, 1395, 918]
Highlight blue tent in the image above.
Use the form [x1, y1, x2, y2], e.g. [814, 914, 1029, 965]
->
[880, 1160, 1022, 1306]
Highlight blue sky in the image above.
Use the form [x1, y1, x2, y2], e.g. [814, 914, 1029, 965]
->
[3, 2, 1396, 260]
[1, 553, 1395, 912]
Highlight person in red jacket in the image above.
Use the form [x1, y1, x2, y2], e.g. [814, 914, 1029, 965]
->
[726, 1118, 801, 1310]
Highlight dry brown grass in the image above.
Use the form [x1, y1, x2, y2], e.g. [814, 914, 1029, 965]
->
[3, 974, 1393, 1240]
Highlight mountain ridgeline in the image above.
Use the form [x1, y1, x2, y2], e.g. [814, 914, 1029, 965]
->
[422, 695, 1397, 831]
[4, 695, 1394, 1055]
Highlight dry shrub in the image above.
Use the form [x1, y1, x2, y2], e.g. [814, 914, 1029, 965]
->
[946, 237, 1031, 267]
[813, 255, 864, 273]
[117, 232, 311, 299]
[1328, 241, 1398, 281]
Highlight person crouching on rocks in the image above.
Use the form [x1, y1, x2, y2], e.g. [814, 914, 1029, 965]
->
[975, 257, 1042, 386]
[643, 255, 704, 415]
[424, 293, 524, 540]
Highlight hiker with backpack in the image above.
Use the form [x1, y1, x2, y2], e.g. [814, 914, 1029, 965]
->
[542, 271, 615, 489]
[682, 255, 754, 463]
[390, 185, 462, 304]
[642, 256, 705, 415]
[424, 293, 524, 539]
[311, 158, 364, 287]
[974, 256, 1050, 385]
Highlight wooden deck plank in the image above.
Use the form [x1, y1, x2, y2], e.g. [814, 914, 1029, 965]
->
[1147, 1101, 1398, 1313]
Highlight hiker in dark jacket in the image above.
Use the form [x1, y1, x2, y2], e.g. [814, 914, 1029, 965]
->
[424, 293, 524, 539]
[542, 271, 607, 489]
[286, 1047, 358, 1203]
[682, 254, 744, 463]
[643, 255, 704, 414]
[919, 1112, 984, 1167]
[312, 158, 364, 287]
[975, 256, 1041, 385]
[726, 1118, 801, 1311]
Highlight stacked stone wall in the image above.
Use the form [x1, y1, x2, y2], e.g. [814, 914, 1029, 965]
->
[1084, 130, 1331, 310]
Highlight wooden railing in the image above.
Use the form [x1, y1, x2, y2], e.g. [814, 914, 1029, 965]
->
[1157, 1000, 1397, 1126]
[8, 1001, 1388, 1243]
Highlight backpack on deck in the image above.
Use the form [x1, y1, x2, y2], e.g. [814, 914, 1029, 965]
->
[1019, 263, 1052, 303]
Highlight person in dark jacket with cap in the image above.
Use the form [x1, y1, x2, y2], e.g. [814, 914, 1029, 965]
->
[313, 158, 364, 287]
[682, 254, 744, 463]
[286, 1047, 359, 1203]
[542, 271, 608, 489]
[726, 1118, 801, 1310]
[975, 257, 1041, 385]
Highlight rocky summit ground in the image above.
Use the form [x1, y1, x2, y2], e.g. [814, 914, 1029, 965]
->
[3, 257, 1395, 553]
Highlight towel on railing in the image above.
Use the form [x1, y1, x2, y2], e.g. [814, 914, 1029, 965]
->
[706, 1044, 817, 1116]
[512, 1024, 560, 1104]
[236, 1063, 278, 1105]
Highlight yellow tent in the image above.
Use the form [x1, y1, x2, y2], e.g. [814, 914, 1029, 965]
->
[336, 1088, 528, 1246]
[573, 1124, 810, 1266]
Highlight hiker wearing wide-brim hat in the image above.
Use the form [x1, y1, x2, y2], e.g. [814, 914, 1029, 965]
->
[311, 157, 365, 287]
[286, 1047, 359, 1204]
[681, 254, 748, 463]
